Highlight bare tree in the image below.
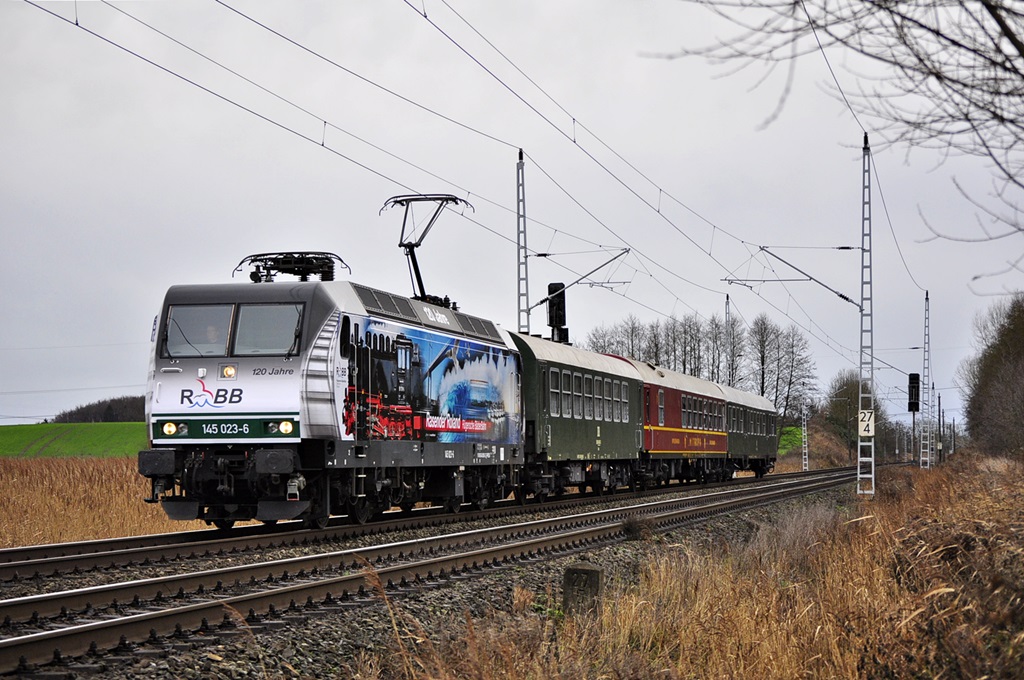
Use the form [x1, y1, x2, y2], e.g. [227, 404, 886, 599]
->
[959, 292, 1024, 454]
[745, 312, 781, 400]
[644, 319, 664, 365]
[775, 324, 816, 424]
[672, 0, 1024, 282]
[704, 313, 727, 383]
[620, 314, 648, 360]
[582, 323, 620, 354]
[683, 315, 706, 377]
[661, 314, 683, 371]
[725, 311, 746, 387]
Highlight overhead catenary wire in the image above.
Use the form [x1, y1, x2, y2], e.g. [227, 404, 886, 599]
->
[402, 1, 877, 355]
[26, 0, 909, 386]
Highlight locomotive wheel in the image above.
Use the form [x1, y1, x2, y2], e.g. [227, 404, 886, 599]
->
[513, 485, 527, 505]
[305, 514, 330, 530]
[348, 499, 373, 525]
[444, 497, 463, 514]
[212, 519, 235, 530]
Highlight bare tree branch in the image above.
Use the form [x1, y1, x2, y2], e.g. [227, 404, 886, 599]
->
[670, 0, 1024, 286]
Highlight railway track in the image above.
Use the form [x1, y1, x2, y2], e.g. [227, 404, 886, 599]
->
[0, 469, 844, 584]
[0, 468, 853, 675]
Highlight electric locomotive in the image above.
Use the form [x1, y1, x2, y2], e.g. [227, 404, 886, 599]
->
[138, 252, 522, 528]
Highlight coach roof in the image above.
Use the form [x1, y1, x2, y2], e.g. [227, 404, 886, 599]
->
[509, 333, 640, 379]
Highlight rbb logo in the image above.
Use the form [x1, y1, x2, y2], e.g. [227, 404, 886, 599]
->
[180, 388, 244, 407]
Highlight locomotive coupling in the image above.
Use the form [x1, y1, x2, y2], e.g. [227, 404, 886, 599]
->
[286, 473, 307, 501]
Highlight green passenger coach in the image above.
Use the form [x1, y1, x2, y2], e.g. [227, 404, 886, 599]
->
[509, 332, 643, 496]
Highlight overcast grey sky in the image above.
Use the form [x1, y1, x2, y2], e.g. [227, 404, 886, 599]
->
[1, 1, 1014, 430]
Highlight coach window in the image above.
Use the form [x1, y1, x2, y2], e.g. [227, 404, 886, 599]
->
[573, 373, 584, 419]
[604, 379, 613, 421]
[594, 377, 603, 421]
[622, 382, 630, 422]
[549, 368, 560, 417]
[584, 375, 594, 420]
[562, 370, 572, 418]
[657, 389, 665, 426]
[612, 380, 621, 422]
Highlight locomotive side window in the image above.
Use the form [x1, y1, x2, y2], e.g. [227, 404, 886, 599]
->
[234, 304, 304, 356]
[657, 389, 665, 427]
[165, 304, 233, 357]
[549, 368, 560, 417]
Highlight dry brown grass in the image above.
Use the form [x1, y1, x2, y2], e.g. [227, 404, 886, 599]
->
[0, 457, 205, 548]
[355, 450, 1024, 678]
[8, 453, 1022, 678]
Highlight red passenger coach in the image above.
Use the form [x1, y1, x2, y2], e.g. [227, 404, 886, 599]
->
[628, 360, 729, 458]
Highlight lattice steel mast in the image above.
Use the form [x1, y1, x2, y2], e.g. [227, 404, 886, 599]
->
[516, 149, 530, 334]
[857, 133, 876, 497]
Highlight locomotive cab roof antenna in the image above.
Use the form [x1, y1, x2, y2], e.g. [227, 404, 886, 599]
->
[381, 193, 473, 308]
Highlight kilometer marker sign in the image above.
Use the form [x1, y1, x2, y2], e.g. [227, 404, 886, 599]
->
[859, 410, 875, 437]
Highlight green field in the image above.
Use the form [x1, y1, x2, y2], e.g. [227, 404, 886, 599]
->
[0, 423, 147, 457]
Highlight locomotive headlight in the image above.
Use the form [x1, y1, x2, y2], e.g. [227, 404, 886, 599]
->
[220, 364, 237, 380]
[162, 422, 188, 436]
[267, 422, 279, 434]
[279, 420, 294, 435]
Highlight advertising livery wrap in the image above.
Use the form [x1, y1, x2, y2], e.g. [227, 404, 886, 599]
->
[335, 313, 519, 446]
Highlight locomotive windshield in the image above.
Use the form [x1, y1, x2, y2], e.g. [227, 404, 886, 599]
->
[163, 303, 303, 357]
[165, 304, 233, 357]
[234, 303, 303, 356]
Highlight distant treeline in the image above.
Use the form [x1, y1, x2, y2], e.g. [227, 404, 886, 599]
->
[51, 396, 145, 423]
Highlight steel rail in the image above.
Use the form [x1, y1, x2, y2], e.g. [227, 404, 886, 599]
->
[0, 471, 849, 624]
